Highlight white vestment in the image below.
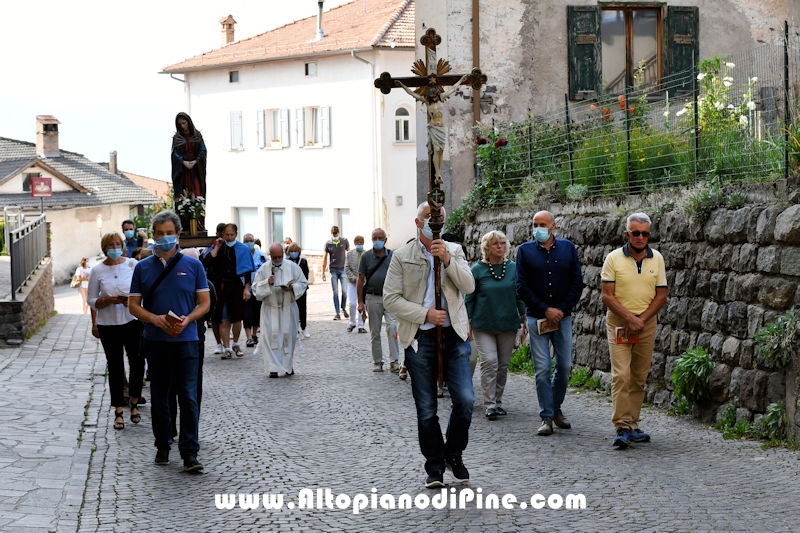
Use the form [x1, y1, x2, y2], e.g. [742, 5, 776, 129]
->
[252, 259, 308, 375]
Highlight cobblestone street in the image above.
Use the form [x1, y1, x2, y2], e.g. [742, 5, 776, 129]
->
[1, 282, 799, 532]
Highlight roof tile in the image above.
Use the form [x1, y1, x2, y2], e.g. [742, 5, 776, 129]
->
[163, 0, 415, 73]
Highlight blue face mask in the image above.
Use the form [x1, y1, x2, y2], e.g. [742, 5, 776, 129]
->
[272, 260, 283, 267]
[421, 218, 434, 240]
[123, 230, 135, 240]
[244, 242, 255, 250]
[533, 227, 550, 243]
[106, 248, 123, 260]
[372, 240, 385, 250]
[155, 235, 178, 252]
[289, 251, 299, 260]
[225, 240, 236, 248]
[356, 244, 364, 252]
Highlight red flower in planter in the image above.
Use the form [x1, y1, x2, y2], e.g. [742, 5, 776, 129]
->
[494, 138, 509, 148]
[477, 137, 489, 145]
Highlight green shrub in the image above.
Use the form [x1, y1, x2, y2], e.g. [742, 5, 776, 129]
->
[568, 366, 603, 391]
[754, 309, 798, 368]
[508, 343, 534, 376]
[671, 346, 714, 414]
[754, 402, 786, 442]
[684, 180, 723, 223]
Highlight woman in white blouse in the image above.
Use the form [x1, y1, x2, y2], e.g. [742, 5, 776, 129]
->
[88, 232, 144, 430]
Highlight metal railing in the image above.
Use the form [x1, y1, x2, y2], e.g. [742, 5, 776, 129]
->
[473, 22, 800, 206]
[9, 214, 48, 300]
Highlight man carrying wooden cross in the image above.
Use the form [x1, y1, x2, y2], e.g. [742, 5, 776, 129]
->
[378, 28, 485, 489]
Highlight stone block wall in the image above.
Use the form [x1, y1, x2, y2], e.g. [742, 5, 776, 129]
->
[464, 184, 800, 438]
[0, 259, 54, 344]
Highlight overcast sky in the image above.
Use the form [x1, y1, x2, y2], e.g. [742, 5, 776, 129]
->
[0, 0, 351, 184]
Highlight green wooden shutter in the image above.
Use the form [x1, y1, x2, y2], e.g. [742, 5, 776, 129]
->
[666, 6, 699, 94]
[567, 5, 601, 100]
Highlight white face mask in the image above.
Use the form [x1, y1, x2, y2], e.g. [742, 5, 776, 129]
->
[420, 218, 434, 240]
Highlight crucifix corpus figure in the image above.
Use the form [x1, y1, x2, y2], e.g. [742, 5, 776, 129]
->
[375, 28, 486, 388]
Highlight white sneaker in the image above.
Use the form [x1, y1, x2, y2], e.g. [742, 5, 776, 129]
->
[213, 344, 223, 354]
[302, 329, 310, 338]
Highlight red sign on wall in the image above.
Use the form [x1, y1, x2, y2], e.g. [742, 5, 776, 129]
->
[31, 176, 53, 198]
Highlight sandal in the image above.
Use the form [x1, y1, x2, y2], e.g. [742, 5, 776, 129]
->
[129, 401, 141, 424]
[114, 409, 124, 430]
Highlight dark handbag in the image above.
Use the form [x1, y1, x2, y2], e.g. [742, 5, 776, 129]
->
[361, 251, 390, 301]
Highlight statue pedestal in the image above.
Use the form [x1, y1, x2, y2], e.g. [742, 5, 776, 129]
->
[180, 234, 214, 250]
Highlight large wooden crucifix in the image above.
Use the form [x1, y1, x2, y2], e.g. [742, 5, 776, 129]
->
[374, 27, 486, 386]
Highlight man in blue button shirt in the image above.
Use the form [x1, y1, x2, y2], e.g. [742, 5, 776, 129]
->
[129, 210, 210, 472]
[515, 210, 584, 436]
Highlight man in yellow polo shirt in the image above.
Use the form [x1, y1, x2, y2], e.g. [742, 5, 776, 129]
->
[601, 213, 667, 449]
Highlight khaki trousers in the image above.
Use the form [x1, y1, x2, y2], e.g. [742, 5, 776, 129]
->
[607, 312, 657, 430]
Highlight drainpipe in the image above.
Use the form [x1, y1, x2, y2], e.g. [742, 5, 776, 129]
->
[352, 50, 381, 228]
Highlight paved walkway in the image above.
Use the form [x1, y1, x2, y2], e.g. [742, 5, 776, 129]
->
[0, 282, 798, 532]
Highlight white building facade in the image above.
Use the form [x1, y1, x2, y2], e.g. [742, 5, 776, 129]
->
[163, 0, 419, 255]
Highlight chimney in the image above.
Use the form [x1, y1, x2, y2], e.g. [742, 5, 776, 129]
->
[109, 151, 118, 174]
[220, 15, 236, 45]
[35, 115, 61, 158]
[313, 1, 325, 41]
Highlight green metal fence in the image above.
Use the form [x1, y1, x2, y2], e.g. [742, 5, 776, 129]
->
[474, 23, 800, 207]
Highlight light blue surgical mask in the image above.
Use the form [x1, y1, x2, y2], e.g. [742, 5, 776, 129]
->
[155, 235, 178, 252]
[106, 248, 123, 260]
[421, 218, 434, 240]
[533, 227, 550, 243]
[289, 251, 299, 260]
[244, 241, 255, 250]
[372, 240, 385, 250]
[272, 260, 283, 267]
[225, 240, 236, 248]
[356, 244, 364, 252]
[123, 230, 135, 240]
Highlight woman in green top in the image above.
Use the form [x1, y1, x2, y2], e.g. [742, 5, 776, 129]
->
[465, 230, 526, 420]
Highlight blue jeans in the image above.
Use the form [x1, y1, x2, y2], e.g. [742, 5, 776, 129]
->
[405, 326, 474, 475]
[527, 315, 573, 420]
[147, 340, 200, 457]
[329, 269, 346, 314]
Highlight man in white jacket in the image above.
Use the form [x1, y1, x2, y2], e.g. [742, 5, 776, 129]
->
[383, 202, 475, 489]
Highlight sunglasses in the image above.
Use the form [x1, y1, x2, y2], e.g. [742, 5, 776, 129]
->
[627, 230, 650, 238]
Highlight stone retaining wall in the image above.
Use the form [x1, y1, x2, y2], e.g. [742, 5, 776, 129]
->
[463, 180, 800, 438]
[0, 259, 54, 344]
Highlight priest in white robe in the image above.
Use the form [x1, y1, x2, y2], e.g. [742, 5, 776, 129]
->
[252, 243, 308, 378]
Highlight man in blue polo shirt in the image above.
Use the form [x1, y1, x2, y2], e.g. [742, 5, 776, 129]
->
[129, 210, 210, 473]
[515, 210, 584, 437]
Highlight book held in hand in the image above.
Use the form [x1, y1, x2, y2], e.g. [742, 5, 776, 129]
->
[615, 326, 639, 344]
[537, 318, 558, 335]
[165, 310, 182, 337]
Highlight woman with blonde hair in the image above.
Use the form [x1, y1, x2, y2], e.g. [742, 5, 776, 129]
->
[88, 232, 144, 430]
[465, 230, 526, 420]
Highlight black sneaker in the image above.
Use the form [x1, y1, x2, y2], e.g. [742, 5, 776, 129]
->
[485, 407, 498, 421]
[613, 428, 631, 449]
[425, 471, 445, 489]
[154, 448, 170, 465]
[183, 455, 204, 473]
[445, 456, 469, 482]
[137, 396, 147, 406]
[629, 428, 651, 442]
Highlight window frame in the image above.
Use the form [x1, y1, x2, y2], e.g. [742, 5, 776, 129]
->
[257, 108, 290, 148]
[567, 4, 698, 100]
[229, 111, 243, 151]
[295, 106, 331, 148]
[394, 106, 413, 143]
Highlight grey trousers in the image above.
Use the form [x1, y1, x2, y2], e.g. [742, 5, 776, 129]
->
[365, 293, 400, 365]
[473, 329, 517, 409]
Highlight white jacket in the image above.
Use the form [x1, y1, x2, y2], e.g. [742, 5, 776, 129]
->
[383, 239, 475, 349]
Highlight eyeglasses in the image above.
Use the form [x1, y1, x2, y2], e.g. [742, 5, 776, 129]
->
[628, 230, 650, 238]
